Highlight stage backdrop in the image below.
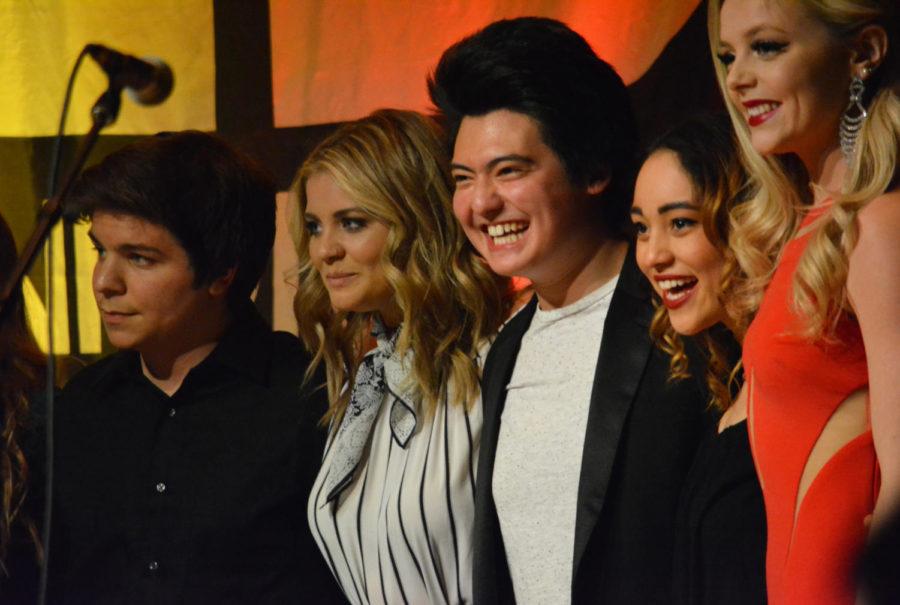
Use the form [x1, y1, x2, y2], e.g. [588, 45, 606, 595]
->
[0, 0, 718, 368]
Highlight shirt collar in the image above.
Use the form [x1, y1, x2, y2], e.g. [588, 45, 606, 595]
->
[89, 302, 273, 390]
[199, 302, 272, 385]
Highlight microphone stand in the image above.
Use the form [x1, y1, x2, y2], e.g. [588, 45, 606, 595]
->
[0, 83, 122, 605]
[0, 85, 121, 321]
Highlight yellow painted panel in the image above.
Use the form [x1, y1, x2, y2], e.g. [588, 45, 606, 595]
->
[23, 222, 71, 354]
[47, 221, 70, 353]
[0, 0, 215, 137]
[73, 220, 101, 353]
[22, 276, 50, 353]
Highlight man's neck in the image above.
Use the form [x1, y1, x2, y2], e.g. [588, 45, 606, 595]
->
[534, 238, 628, 311]
[140, 310, 232, 396]
[140, 341, 219, 396]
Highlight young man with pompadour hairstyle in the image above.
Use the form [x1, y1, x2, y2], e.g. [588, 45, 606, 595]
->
[430, 17, 711, 604]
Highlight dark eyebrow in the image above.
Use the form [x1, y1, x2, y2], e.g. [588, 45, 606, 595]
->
[630, 207, 643, 216]
[87, 230, 163, 255]
[449, 162, 473, 173]
[658, 201, 701, 214]
[119, 244, 164, 256]
[450, 154, 535, 173]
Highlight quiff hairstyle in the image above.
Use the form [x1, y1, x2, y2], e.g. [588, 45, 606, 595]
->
[428, 16, 638, 238]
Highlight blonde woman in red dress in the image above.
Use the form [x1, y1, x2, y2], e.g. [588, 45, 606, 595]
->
[709, 1, 899, 603]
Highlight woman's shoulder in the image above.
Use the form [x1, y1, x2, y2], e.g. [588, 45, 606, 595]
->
[847, 187, 900, 318]
[851, 189, 900, 265]
[857, 187, 900, 228]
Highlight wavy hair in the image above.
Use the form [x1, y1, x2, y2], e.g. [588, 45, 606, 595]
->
[291, 109, 511, 424]
[0, 216, 44, 573]
[709, 0, 900, 337]
[644, 114, 750, 410]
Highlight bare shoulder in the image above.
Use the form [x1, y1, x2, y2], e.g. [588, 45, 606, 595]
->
[856, 189, 900, 236]
[847, 188, 900, 313]
[851, 190, 900, 264]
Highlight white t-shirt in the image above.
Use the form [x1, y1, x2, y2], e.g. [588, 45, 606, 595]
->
[492, 276, 619, 604]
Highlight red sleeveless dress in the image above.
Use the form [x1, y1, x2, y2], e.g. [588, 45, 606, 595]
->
[742, 209, 877, 605]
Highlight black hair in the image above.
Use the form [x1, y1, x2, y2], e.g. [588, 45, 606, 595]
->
[640, 113, 750, 410]
[645, 112, 749, 249]
[68, 131, 276, 308]
[428, 16, 638, 237]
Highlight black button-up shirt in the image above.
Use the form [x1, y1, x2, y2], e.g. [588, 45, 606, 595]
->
[48, 306, 341, 604]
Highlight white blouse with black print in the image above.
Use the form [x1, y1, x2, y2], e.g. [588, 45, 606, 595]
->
[308, 348, 482, 605]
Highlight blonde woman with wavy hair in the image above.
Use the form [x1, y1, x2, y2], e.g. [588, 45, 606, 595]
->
[711, 0, 899, 602]
[293, 108, 509, 604]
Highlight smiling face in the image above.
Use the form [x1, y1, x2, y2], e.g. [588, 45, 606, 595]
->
[450, 109, 605, 288]
[90, 210, 228, 356]
[717, 0, 851, 165]
[631, 150, 726, 335]
[304, 171, 395, 320]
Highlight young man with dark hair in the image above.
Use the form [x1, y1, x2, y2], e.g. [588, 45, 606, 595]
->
[48, 131, 340, 604]
[429, 18, 710, 604]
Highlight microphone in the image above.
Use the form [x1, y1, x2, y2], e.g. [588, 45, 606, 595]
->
[85, 43, 174, 105]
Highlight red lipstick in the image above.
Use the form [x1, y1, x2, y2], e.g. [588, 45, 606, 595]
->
[743, 100, 780, 127]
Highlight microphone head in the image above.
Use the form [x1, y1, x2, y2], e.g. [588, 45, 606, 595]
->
[127, 57, 174, 106]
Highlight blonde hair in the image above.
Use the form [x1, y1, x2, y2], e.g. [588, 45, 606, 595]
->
[643, 114, 750, 410]
[291, 109, 511, 424]
[709, 0, 900, 337]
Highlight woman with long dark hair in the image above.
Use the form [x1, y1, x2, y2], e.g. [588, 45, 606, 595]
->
[631, 113, 765, 604]
[0, 213, 45, 601]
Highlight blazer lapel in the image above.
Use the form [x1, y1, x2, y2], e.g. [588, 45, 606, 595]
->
[472, 297, 537, 604]
[477, 297, 537, 489]
[572, 251, 654, 579]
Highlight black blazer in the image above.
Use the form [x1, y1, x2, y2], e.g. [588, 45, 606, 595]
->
[473, 249, 712, 604]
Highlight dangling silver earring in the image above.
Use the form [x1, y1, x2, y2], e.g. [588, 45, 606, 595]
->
[839, 75, 868, 159]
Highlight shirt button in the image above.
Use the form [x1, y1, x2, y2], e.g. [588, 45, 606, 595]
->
[168, 408, 176, 418]
[156, 482, 166, 493]
[148, 560, 159, 572]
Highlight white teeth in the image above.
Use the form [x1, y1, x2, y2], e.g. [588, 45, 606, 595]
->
[659, 278, 697, 301]
[487, 222, 528, 240]
[747, 102, 779, 117]
[492, 232, 524, 245]
[658, 278, 694, 290]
